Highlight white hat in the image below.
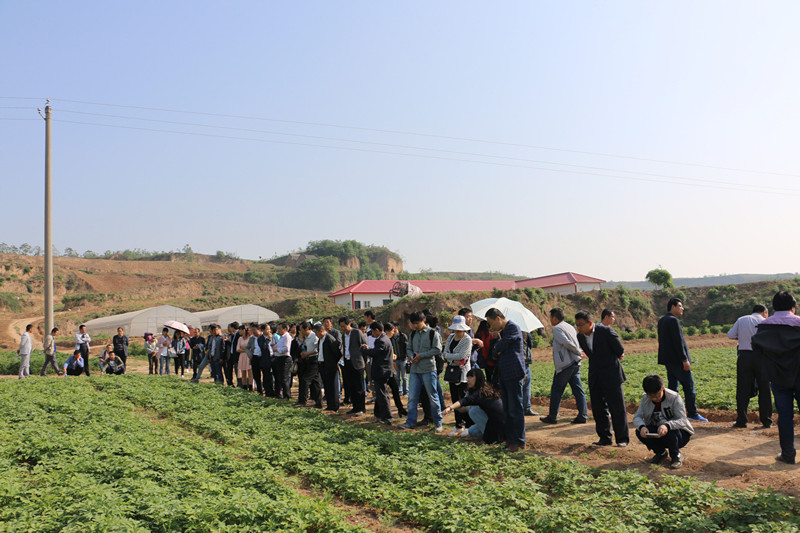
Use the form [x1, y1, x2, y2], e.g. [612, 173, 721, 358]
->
[448, 315, 471, 331]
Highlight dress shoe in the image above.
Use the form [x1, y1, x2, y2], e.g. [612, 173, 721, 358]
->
[732, 422, 747, 428]
[593, 439, 612, 446]
[776, 453, 797, 465]
[570, 417, 587, 424]
[649, 450, 668, 464]
[524, 409, 539, 416]
[540, 416, 558, 424]
[617, 442, 628, 448]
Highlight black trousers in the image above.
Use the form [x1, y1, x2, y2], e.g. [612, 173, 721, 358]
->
[174, 351, 186, 375]
[736, 349, 773, 426]
[297, 360, 323, 406]
[341, 360, 353, 404]
[191, 352, 203, 379]
[79, 344, 90, 375]
[637, 425, 691, 459]
[588, 379, 630, 444]
[253, 357, 274, 397]
[387, 373, 406, 414]
[148, 354, 158, 374]
[273, 357, 292, 399]
[223, 356, 236, 386]
[373, 376, 392, 421]
[448, 381, 472, 428]
[322, 364, 341, 411]
[344, 361, 366, 412]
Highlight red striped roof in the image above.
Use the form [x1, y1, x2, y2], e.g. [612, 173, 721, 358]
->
[329, 279, 517, 297]
[515, 272, 605, 288]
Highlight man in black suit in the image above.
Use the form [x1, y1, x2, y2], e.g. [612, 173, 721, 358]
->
[657, 298, 706, 422]
[339, 317, 368, 415]
[360, 321, 394, 424]
[252, 323, 274, 397]
[223, 322, 240, 388]
[313, 323, 342, 412]
[575, 310, 630, 447]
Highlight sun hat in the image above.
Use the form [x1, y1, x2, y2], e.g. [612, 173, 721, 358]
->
[448, 315, 471, 331]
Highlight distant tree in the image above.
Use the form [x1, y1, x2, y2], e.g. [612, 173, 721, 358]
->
[63, 247, 80, 258]
[646, 268, 674, 289]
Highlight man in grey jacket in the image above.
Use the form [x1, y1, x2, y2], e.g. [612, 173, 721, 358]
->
[17, 324, 34, 379]
[540, 308, 588, 424]
[399, 311, 444, 432]
[634, 374, 694, 469]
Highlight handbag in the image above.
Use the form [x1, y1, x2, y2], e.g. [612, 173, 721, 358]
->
[444, 361, 463, 383]
[167, 348, 177, 358]
[291, 360, 299, 375]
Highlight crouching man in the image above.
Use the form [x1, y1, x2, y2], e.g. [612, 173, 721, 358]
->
[633, 374, 694, 469]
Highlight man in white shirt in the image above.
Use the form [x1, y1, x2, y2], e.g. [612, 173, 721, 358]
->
[729, 304, 771, 428]
[274, 323, 293, 399]
[17, 324, 33, 379]
[74, 324, 91, 376]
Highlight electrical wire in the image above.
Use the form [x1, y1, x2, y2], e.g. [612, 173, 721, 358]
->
[54, 118, 798, 196]
[50, 97, 800, 179]
[53, 108, 800, 193]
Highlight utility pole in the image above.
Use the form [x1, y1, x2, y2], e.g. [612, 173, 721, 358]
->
[39, 100, 54, 336]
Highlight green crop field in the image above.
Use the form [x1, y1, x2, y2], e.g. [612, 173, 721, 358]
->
[530, 347, 739, 410]
[1, 372, 798, 532]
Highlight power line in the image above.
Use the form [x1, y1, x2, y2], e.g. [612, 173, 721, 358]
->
[55, 108, 800, 193]
[51, 97, 800, 179]
[55, 118, 798, 197]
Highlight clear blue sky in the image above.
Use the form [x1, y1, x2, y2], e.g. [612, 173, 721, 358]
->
[2, 1, 799, 281]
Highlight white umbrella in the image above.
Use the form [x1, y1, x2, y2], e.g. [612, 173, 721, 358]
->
[470, 297, 544, 332]
[163, 320, 190, 334]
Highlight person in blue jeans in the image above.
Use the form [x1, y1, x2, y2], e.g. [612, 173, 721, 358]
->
[399, 311, 444, 433]
[541, 308, 588, 424]
[752, 291, 800, 464]
[657, 298, 707, 422]
[443, 368, 505, 443]
[484, 308, 527, 452]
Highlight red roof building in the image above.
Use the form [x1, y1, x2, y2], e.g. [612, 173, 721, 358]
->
[329, 280, 516, 310]
[515, 272, 606, 294]
[328, 273, 604, 309]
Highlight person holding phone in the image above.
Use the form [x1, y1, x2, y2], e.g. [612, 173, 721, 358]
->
[633, 374, 694, 469]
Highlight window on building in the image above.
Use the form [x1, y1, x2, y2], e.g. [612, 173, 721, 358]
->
[354, 301, 361, 309]
[363, 301, 371, 308]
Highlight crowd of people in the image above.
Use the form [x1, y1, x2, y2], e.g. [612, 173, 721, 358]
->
[16, 290, 800, 467]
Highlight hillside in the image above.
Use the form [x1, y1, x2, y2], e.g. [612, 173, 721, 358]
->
[607, 272, 799, 289]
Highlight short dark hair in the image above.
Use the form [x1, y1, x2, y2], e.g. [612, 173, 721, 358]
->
[312, 323, 325, 333]
[642, 374, 664, 394]
[238, 324, 246, 331]
[601, 309, 613, 320]
[25, 324, 33, 332]
[323, 316, 333, 323]
[458, 308, 471, 316]
[427, 316, 439, 328]
[370, 321, 384, 332]
[549, 308, 564, 321]
[300, 321, 311, 331]
[338, 316, 349, 325]
[667, 298, 682, 312]
[230, 321, 240, 329]
[162, 327, 169, 333]
[384, 322, 395, 332]
[574, 311, 591, 323]
[409, 311, 426, 323]
[773, 291, 796, 312]
[485, 308, 505, 320]
[79, 324, 86, 329]
[278, 322, 288, 330]
[358, 321, 367, 329]
[364, 310, 376, 319]
[51, 327, 59, 334]
[752, 304, 767, 314]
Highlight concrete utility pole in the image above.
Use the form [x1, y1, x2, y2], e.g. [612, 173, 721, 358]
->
[40, 101, 54, 335]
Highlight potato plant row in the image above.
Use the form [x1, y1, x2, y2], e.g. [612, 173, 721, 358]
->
[92, 375, 800, 532]
[0, 378, 364, 532]
[529, 347, 739, 410]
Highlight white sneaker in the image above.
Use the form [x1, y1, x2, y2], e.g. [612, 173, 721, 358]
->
[448, 427, 463, 437]
[460, 429, 472, 438]
[434, 425, 444, 433]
